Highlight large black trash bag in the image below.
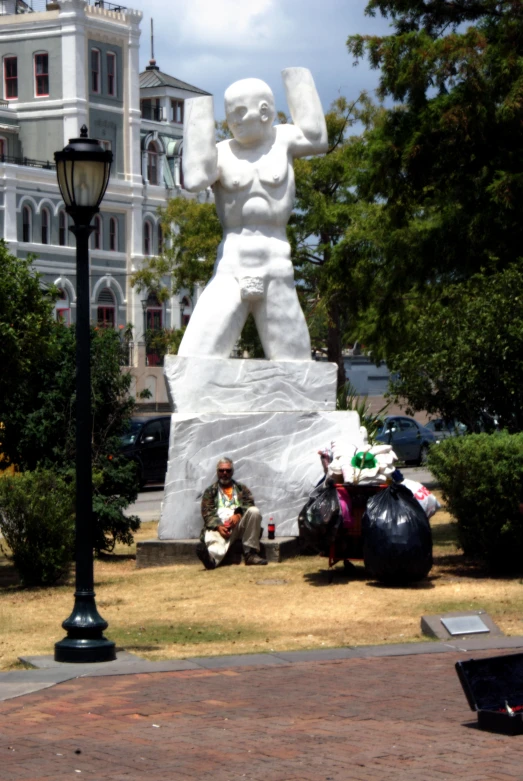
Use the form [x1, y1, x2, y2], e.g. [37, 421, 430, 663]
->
[298, 482, 340, 553]
[362, 483, 433, 584]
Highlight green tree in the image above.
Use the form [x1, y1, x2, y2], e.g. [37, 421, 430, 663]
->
[0, 247, 139, 553]
[335, 0, 523, 420]
[388, 265, 523, 432]
[0, 244, 57, 408]
[290, 95, 377, 387]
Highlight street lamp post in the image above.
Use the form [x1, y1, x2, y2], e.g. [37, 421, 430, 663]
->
[54, 126, 115, 664]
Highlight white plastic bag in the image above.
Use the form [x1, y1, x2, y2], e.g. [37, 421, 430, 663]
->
[401, 479, 441, 519]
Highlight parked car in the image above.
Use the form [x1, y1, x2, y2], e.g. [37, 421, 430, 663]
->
[375, 415, 437, 465]
[120, 416, 171, 487]
[425, 418, 467, 441]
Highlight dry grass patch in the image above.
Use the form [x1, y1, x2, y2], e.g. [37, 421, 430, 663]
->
[1, 498, 523, 670]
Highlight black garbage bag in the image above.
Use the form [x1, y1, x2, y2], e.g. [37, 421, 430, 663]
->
[362, 483, 433, 584]
[298, 482, 340, 553]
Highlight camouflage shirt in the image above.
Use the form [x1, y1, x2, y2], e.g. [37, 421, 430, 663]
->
[200, 480, 255, 539]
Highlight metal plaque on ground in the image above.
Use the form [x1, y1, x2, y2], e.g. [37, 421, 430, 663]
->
[441, 615, 490, 636]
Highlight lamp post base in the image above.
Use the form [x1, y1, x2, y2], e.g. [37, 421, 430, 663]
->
[54, 592, 116, 663]
[54, 636, 116, 664]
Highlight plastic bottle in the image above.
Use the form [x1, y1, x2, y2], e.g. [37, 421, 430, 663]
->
[268, 516, 275, 540]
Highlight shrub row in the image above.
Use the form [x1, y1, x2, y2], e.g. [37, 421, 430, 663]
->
[428, 432, 523, 573]
[0, 470, 75, 586]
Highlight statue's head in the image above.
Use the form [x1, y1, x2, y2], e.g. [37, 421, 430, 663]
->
[224, 78, 276, 146]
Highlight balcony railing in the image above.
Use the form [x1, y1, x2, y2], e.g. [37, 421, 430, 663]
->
[141, 105, 163, 122]
[0, 154, 55, 170]
[5, 1, 128, 13]
[93, 0, 127, 11]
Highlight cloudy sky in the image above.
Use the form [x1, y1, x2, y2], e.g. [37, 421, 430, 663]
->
[130, 0, 393, 118]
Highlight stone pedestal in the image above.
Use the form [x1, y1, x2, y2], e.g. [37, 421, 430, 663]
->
[158, 356, 361, 540]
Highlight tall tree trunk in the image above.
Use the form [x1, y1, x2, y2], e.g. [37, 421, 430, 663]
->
[327, 297, 347, 391]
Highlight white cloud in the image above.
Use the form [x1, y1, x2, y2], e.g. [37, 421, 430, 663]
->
[134, 0, 391, 117]
[177, 0, 288, 51]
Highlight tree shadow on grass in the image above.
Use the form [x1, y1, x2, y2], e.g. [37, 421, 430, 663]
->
[96, 552, 136, 564]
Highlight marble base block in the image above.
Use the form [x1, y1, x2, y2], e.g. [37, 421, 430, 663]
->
[158, 357, 360, 540]
[158, 409, 361, 539]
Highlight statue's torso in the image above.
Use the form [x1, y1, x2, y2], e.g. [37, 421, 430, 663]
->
[214, 129, 295, 232]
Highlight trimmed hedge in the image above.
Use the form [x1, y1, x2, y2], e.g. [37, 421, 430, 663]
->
[0, 470, 75, 586]
[428, 432, 523, 573]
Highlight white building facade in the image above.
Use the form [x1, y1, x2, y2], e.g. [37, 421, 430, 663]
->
[0, 0, 209, 408]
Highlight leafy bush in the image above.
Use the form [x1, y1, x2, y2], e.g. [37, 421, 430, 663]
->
[0, 470, 75, 586]
[428, 432, 523, 573]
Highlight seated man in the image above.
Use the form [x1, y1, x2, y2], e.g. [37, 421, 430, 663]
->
[196, 458, 267, 569]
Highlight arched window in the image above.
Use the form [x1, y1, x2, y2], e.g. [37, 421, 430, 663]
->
[144, 220, 152, 256]
[147, 141, 158, 185]
[92, 214, 102, 250]
[59, 210, 67, 246]
[41, 207, 50, 244]
[97, 288, 115, 328]
[109, 217, 117, 251]
[158, 223, 164, 254]
[22, 205, 32, 243]
[55, 288, 70, 325]
[34, 52, 49, 97]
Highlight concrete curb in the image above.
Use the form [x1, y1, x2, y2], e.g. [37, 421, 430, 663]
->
[2, 634, 522, 702]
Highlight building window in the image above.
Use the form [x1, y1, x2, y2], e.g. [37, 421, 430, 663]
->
[91, 49, 100, 93]
[180, 296, 191, 327]
[97, 288, 115, 328]
[146, 293, 162, 330]
[22, 205, 32, 242]
[92, 214, 102, 249]
[147, 141, 158, 185]
[158, 223, 163, 254]
[109, 217, 117, 251]
[0, 137, 5, 161]
[59, 210, 67, 246]
[144, 220, 152, 255]
[34, 53, 49, 97]
[171, 99, 184, 124]
[55, 288, 70, 325]
[4, 56, 17, 100]
[107, 52, 116, 96]
[41, 207, 50, 244]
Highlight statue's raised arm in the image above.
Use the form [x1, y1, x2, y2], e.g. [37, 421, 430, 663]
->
[282, 67, 328, 157]
[182, 96, 219, 192]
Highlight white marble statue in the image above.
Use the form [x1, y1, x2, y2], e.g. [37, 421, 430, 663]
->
[178, 68, 328, 361]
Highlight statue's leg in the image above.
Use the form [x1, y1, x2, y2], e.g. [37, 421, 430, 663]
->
[253, 277, 312, 361]
[178, 274, 249, 358]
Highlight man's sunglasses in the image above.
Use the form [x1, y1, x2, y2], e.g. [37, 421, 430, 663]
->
[218, 468, 232, 474]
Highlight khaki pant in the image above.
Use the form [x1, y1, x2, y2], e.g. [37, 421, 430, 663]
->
[204, 506, 262, 567]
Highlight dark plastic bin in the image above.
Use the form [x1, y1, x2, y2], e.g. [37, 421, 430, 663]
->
[455, 652, 523, 735]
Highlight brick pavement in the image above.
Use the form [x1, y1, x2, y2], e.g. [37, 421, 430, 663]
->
[1, 649, 522, 781]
